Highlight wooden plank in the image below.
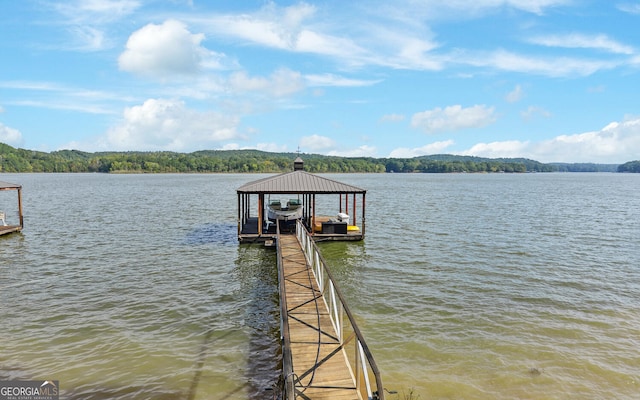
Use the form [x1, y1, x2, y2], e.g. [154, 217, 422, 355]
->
[0, 225, 22, 236]
[279, 234, 360, 400]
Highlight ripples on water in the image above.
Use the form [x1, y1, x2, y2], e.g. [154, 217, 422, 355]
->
[1, 173, 639, 399]
[0, 174, 280, 399]
[319, 173, 640, 399]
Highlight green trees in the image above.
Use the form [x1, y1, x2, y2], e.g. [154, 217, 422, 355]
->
[618, 160, 640, 173]
[0, 142, 628, 174]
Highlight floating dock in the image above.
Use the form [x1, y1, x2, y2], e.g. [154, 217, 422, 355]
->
[277, 220, 384, 400]
[0, 181, 24, 236]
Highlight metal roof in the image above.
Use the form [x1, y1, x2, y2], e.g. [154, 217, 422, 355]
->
[237, 170, 365, 194]
[0, 181, 21, 190]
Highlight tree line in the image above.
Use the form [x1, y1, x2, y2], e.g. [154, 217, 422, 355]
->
[0, 142, 633, 173]
[618, 160, 640, 173]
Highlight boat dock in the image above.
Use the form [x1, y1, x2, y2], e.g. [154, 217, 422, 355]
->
[277, 220, 384, 400]
[0, 181, 24, 236]
[237, 157, 366, 244]
[236, 158, 384, 398]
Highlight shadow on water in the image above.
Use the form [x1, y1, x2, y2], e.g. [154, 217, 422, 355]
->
[181, 224, 281, 398]
[1, 225, 280, 400]
[183, 223, 237, 246]
[184, 329, 249, 400]
[0, 331, 243, 400]
[234, 242, 282, 399]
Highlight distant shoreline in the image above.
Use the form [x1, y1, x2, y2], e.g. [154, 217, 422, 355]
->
[1, 143, 635, 173]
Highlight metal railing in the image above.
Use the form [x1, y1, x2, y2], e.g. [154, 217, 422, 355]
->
[295, 219, 384, 400]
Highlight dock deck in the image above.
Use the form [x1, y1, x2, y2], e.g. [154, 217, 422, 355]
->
[0, 225, 23, 236]
[239, 217, 363, 243]
[276, 221, 384, 400]
[279, 233, 358, 399]
[0, 181, 24, 236]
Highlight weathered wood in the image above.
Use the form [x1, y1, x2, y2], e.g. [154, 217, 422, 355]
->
[0, 225, 22, 236]
[279, 234, 360, 400]
[0, 181, 23, 235]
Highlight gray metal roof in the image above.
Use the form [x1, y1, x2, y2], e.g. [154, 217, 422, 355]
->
[237, 170, 365, 194]
[0, 181, 21, 190]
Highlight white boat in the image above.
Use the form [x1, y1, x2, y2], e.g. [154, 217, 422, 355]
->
[267, 199, 303, 221]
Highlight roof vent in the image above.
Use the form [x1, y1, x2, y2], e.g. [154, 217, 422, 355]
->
[294, 157, 304, 171]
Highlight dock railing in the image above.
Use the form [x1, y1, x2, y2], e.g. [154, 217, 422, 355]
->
[295, 219, 385, 400]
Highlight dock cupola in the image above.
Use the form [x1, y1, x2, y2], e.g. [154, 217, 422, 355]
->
[294, 157, 304, 171]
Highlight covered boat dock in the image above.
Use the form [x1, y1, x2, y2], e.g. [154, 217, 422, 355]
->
[0, 180, 24, 236]
[237, 158, 366, 243]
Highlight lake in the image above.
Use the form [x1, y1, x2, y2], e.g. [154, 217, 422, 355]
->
[1, 172, 638, 399]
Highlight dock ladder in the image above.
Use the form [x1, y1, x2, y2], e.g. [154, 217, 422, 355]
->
[276, 220, 384, 400]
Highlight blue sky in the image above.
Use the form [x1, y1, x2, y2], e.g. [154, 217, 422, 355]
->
[2, 0, 640, 163]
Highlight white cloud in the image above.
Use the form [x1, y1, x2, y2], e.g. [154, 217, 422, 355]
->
[506, 84, 523, 103]
[327, 145, 377, 157]
[0, 80, 129, 114]
[228, 68, 304, 97]
[97, 98, 239, 151]
[411, 105, 496, 134]
[529, 33, 635, 55]
[54, 0, 140, 24]
[67, 26, 108, 51]
[520, 105, 552, 120]
[119, 20, 224, 78]
[300, 135, 336, 151]
[185, 2, 603, 75]
[9, 100, 114, 115]
[389, 140, 455, 158]
[495, 0, 571, 14]
[618, 3, 640, 14]
[201, 3, 322, 51]
[406, 0, 571, 18]
[462, 117, 640, 163]
[380, 114, 405, 122]
[220, 142, 288, 152]
[256, 142, 288, 152]
[0, 80, 65, 92]
[193, 2, 441, 70]
[298, 135, 377, 157]
[305, 74, 381, 87]
[0, 123, 23, 146]
[359, 22, 442, 70]
[461, 140, 530, 159]
[50, 0, 141, 51]
[220, 143, 240, 150]
[465, 49, 618, 77]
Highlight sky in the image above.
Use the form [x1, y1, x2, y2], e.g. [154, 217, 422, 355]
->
[1, 1, 640, 163]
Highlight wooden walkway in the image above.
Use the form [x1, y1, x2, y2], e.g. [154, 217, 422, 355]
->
[278, 233, 360, 400]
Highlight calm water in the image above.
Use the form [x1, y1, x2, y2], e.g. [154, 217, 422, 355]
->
[1, 173, 639, 399]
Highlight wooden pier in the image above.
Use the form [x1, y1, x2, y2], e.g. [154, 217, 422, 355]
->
[276, 221, 384, 400]
[236, 159, 382, 398]
[0, 181, 24, 236]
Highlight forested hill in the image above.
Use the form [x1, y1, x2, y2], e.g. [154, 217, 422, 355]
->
[617, 160, 640, 173]
[0, 142, 631, 173]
